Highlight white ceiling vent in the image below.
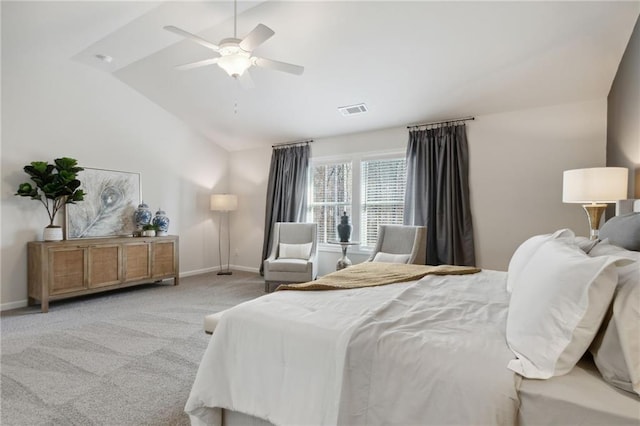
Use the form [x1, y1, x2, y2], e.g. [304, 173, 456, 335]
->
[338, 103, 368, 116]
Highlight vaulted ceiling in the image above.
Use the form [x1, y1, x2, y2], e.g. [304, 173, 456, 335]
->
[6, 1, 640, 151]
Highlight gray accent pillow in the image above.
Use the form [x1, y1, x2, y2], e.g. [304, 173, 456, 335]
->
[599, 213, 640, 251]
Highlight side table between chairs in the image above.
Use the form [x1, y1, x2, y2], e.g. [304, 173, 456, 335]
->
[328, 241, 360, 270]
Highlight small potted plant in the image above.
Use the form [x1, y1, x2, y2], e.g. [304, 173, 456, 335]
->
[141, 223, 159, 237]
[15, 157, 85, 241]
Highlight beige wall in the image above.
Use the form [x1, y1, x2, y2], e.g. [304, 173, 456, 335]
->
[469, 100, 606, 269]
[228, 146, 272, 272]
[1, 4, 229, 310]
[230, 99, 607, 274]
[607, 16, 640, 198]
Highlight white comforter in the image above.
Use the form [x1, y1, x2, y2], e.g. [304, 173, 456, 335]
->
[185, 270, 519, 426]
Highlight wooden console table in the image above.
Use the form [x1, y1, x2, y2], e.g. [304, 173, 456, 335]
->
[27, 235, 179, 313]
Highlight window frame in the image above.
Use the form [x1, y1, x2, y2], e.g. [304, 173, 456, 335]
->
[307, 149, 406, 255]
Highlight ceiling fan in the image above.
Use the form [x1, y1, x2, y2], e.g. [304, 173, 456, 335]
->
[164, 0, 304, 87]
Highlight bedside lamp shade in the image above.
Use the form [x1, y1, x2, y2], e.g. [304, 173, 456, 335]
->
[563, 167, 628, 240]
[210, 194, 238, 212]
[563, 167, 628, 203]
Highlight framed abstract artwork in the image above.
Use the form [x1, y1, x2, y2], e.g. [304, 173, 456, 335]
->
[66, 168, 140, 239]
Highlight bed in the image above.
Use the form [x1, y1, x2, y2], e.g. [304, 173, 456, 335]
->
[186, 200, 640, 426]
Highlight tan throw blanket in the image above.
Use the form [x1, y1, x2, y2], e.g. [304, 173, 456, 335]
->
[275, 262, 481, 291]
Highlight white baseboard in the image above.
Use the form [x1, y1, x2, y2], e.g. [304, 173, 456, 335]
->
[180, 265, 259, 276]
[179, 266, 219, 278]
[229, 264, 260, 274]
[1, 299, 28, 311]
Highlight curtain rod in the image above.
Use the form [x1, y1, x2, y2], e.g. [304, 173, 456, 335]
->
[272, 139, 313, 148]
[407, 116, 475, 129]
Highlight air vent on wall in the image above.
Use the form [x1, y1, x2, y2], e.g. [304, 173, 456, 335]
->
[338, 103, 368, 116]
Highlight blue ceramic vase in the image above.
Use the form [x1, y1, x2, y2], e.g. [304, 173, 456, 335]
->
[153, 209, 170, 236]
[134, 202, 152, 230]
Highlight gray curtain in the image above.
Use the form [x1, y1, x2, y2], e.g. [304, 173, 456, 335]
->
[404, 124, 475, 266]
[260, 144, 310, 274]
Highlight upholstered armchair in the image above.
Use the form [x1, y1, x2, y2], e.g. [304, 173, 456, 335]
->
[263, 222, 318, 292]
[367, 225, 427, 265]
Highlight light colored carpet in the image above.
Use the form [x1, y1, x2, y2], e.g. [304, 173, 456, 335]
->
[1, 271, 265, 426]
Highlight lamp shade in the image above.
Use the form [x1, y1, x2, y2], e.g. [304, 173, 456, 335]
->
[210, 194, 238, 211]
[562, 167, 628, 203]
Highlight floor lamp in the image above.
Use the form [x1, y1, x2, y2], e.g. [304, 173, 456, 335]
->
[211, 194, 238, 275]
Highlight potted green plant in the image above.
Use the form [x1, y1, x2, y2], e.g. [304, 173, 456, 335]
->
[141, 223, 159, 237]
[15, 157, 85, 241]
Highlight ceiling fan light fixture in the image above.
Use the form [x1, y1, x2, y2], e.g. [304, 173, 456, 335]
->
[164, 2, 303, 82]
[217, 53, 252, 77]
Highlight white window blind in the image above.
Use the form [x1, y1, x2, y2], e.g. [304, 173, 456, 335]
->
[308, 162, 352, 244]
[360, 158, 407, 246]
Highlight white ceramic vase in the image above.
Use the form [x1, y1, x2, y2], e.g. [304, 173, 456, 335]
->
[43, 226, 63, 242]
[142, 230, 156, 237]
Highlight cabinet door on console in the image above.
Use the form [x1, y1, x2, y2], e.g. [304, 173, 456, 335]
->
[88, 244, 121, 288]
[49, 247, 86, 295]
[124, 243, 151, 282]
[152, 241, 176, 278]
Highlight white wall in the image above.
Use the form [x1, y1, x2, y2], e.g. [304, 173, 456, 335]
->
[1, 3, 229, 310]
[230, 99, 607, 274]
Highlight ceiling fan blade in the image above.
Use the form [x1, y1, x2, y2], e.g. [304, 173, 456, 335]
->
[239, 24, 275, 51]
[175, 57, 220, 71]
[164, 25, 220, 52]
[254, 57, 304, 75]
[238, 70, 255, 90]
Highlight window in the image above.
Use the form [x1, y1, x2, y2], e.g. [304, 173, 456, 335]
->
[308, 162, 352, 244]
[308, 153, 407, 248]
[360, 158, 407, 246]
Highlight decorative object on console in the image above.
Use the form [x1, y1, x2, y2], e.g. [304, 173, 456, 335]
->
[152, 208, 170, 236]
[134, 201, 152, 230]
[66, 168, 140, 239]
[337, 211, 352, 242]
[562, 167, 628, 240]
[210, 194, 238, 275]
[15, 157, 85, 242]
[142, 224, 157, 237]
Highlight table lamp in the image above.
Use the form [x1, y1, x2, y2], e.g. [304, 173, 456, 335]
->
[210, 194, 238, 275]
[562, 167, 628, 240]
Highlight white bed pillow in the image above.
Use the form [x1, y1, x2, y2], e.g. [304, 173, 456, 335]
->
[278, 242, 312, 260]
[588, 242, 640, 395]
[506, 229, 574, 293]
[372, 252, 411, 264]
[506, 238, 625, 379]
